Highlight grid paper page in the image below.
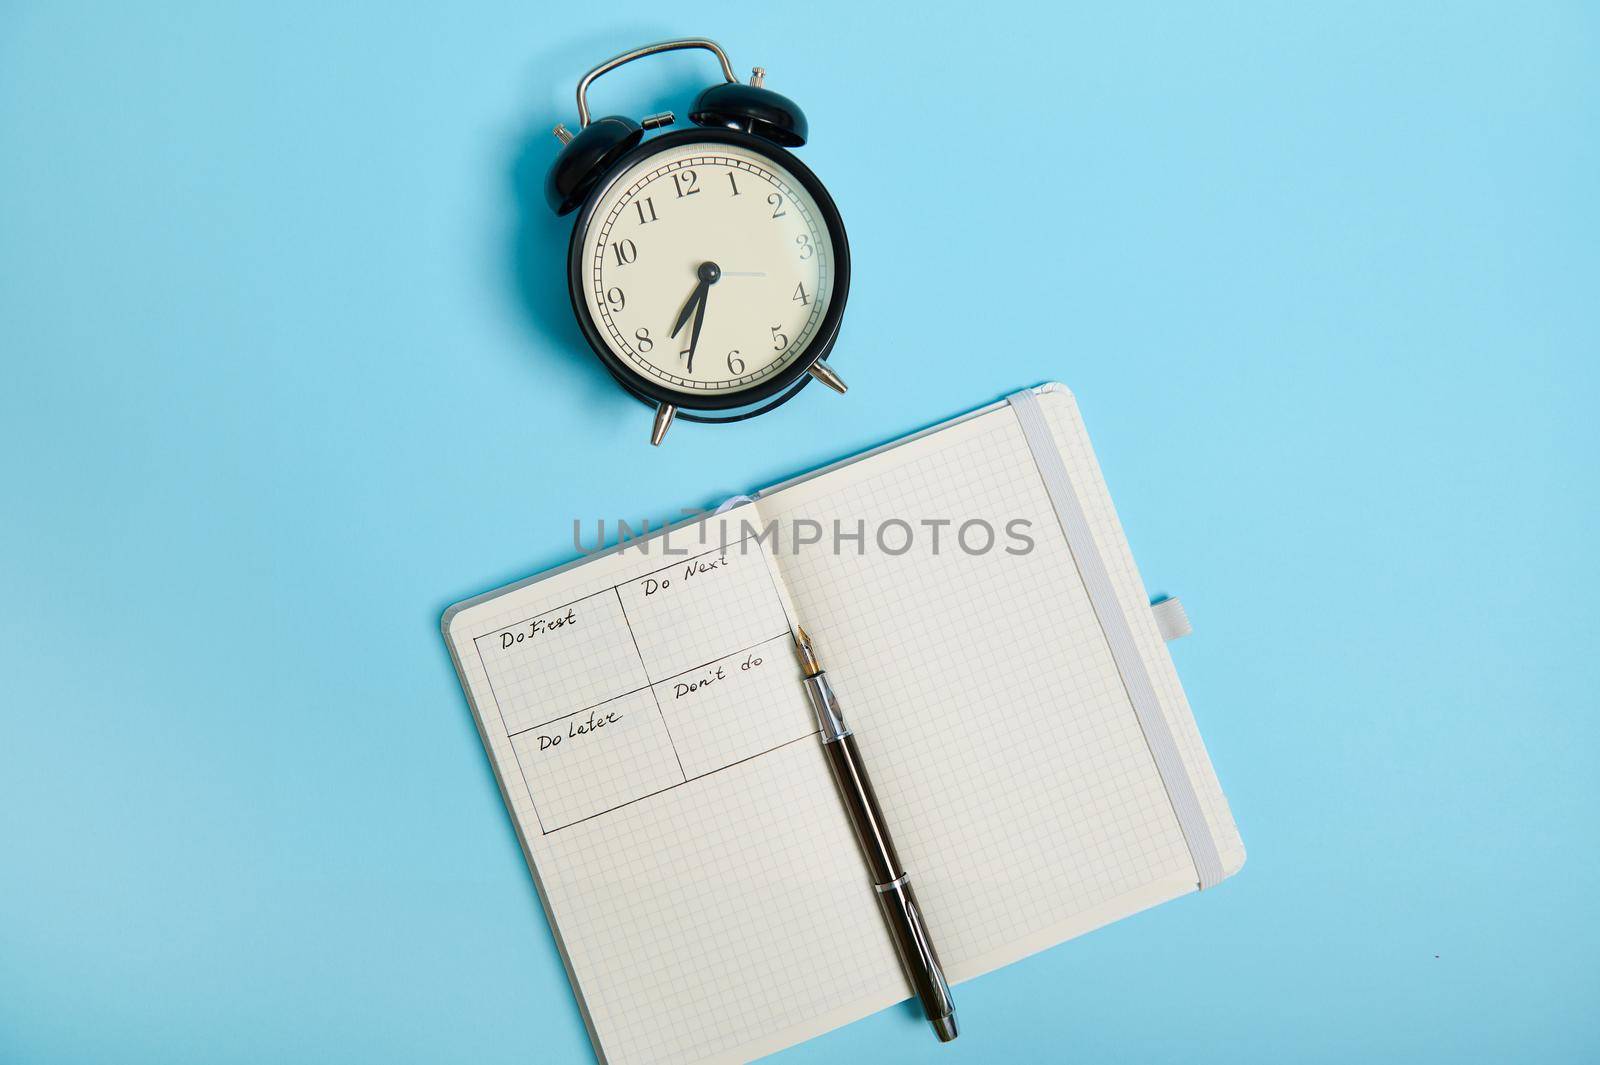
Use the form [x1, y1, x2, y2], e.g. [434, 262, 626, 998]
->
[444, 512, 907, 1065]
[757, 386, 1244, 982]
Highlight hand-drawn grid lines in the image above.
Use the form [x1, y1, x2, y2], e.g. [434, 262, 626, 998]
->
[472, 534, 811, 832]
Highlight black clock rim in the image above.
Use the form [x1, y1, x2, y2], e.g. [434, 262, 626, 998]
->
[565, 127, 851, 414]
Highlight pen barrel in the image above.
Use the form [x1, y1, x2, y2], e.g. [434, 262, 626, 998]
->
[875, 875, 957, 1037]
[817, 713, 958, 1038]
[821, 732, 903, 885]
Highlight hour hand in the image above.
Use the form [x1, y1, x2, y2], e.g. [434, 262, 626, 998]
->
[672, 262, 722, 374]
[685, 287, 709, 373]
[671, 261, 722, 340]
[671, 279, 707, 341]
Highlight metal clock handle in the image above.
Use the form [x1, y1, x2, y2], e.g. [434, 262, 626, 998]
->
[575, 38, 737, 128]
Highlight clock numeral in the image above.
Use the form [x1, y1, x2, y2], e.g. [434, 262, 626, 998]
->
[795, 234, 813, 261]
[634, 327, 653, 352]
[792, 282, 811, 306]
[610, 239, 638, 266]
[605, 287, 626, 312]
[727, 350, 745, 375]
[767, 192, 786, 219]
[726, 172, 740, 196]
[770, 325, 788, 351]
[671, 170, 699, 198]
[633, 197, 658, 225]
[680, 346, 695, 373]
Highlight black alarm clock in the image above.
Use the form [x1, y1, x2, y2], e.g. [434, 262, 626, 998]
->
[545, 38, 849, 445]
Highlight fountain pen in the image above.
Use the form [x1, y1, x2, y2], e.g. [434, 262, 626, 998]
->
[792, 627, 959, 1043]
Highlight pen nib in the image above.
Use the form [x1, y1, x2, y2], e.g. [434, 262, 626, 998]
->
[792, 626, 821, 676]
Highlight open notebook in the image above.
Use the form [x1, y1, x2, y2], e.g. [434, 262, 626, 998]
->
[442, 384, 1245, 1065]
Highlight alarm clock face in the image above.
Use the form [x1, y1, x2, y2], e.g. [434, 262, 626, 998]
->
[569, 130, 849, 410]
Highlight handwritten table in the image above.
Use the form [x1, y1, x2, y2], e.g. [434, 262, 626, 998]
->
[471, 540, 811, 832]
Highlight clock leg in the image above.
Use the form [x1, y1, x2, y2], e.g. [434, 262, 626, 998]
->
[651, 402, 677, 446]
[808, 359, 848, 395]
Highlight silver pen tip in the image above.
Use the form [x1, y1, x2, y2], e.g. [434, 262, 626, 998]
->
[792, 626, 820, 676]
[933, 1013, 959, 1042]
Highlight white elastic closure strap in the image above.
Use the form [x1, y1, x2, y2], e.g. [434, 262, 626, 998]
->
[1151, 597, 1192, 642]
[1007, 390, 1224, 890]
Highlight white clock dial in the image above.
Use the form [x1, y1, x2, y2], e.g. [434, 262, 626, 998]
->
[580, 141, 836, 395]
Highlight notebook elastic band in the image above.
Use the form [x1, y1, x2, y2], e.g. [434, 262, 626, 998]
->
[1007, 390, 1224, 890]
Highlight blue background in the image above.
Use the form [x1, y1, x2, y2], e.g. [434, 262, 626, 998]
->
[2, 3, 1596, 1062]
